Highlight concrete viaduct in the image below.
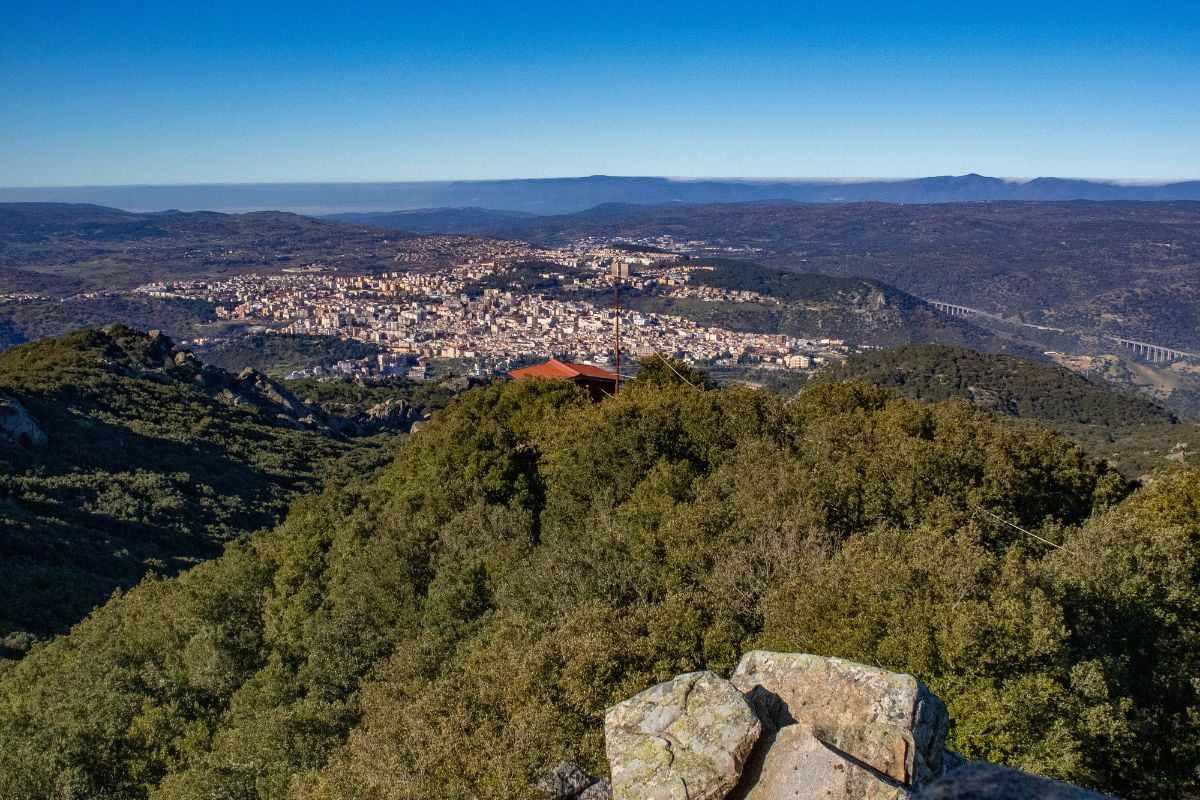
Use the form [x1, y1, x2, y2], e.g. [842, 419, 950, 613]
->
[925, 298, 1197, 364]
[1107, 337, 1199, 364]
[926, 299, 984, 318]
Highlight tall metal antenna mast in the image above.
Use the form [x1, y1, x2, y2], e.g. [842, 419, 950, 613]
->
[613, 270, 621, 394]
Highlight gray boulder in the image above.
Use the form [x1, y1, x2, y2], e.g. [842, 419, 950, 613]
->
[236, 367, 299, 412]
[730, 723, 909, 800]
[536, 761, 596, 799]
[606, 670, 761, 800]
[731, 651, 948, 786]
[916, 762, 1112, 799]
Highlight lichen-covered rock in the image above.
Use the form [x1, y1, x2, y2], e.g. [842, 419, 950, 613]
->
[915, 762, 1111, 799]
[605, 670, 761, 800]
[812, 722, 924, 786]
[732, 652, 948, 784]
[730, 724, 909, 800]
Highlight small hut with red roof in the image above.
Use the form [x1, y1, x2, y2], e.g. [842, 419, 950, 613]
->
[507, 358, 619, 401]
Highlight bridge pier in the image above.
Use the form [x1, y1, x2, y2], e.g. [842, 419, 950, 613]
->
[1113, 338, 1194, 364]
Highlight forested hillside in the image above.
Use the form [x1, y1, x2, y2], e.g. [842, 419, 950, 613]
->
[0, 297, 217, 354]
[4, 368, 1199, 799]
[0, 327, 410, 656]
[815, 344, 1172, 425]
[816, 344, 1200, 476]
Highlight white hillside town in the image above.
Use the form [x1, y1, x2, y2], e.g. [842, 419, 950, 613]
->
[136, 242, 852, 380]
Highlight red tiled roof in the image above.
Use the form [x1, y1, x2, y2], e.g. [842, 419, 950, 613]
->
[565, 361, 620, 380]
[508, 358, 617, 381]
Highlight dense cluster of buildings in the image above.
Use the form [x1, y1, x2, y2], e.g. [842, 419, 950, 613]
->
[135, 244, 852, 380]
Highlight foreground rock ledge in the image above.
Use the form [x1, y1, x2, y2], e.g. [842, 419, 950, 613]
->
[593, 653, 1112, 800]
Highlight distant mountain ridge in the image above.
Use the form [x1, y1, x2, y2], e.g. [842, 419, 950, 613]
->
[324, 206, 538, 233]
[3, 174, 1200, 215]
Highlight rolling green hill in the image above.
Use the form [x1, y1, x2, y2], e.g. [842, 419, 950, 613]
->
[3, 374, 1200, 799]
[814, 344, 1173, 426]
[0, 296, 218, 354]
[814, 344, 1200, 477]
[675, 259, 1042, 353]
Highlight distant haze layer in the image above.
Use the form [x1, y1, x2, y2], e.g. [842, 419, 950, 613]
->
[2, 175, 1200, 216]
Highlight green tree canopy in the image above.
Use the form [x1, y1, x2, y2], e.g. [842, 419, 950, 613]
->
[1, 377, 1196, 800]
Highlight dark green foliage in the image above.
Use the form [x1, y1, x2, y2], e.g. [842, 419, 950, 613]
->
[0, 327, 400, 655]
[689, 258, 867, 302]
[759, 468, 1200, 799]
[285, 376, 463, 419]
[815, 344, 1200, 477]
[627, 354, 715, 390]
[816, 345, 1173, 426]
[10, 376, 1197, 799]
[0, 317, 26, 350]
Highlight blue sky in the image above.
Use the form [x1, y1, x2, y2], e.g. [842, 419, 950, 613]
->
[1, 1, 1197, 185]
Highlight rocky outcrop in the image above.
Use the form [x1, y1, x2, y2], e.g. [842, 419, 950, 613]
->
[91, 327, 338, 432]
[534, 762, 613, 800]
[593, 653, 1109, 800]
[233, 367, 302, 413]
[606, 670, 761, 800]
[214, 366, 338, 430]
[731, 651, 948, 789]
[0, 391, 46, 447]
[366, 397, 412, 422]
[916, 763, 1110, 799]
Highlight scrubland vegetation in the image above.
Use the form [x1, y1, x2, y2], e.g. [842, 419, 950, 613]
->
[2, 359, 1197, 799]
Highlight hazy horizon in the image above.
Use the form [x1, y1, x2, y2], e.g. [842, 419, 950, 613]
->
[4, 173, 1200, 216]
